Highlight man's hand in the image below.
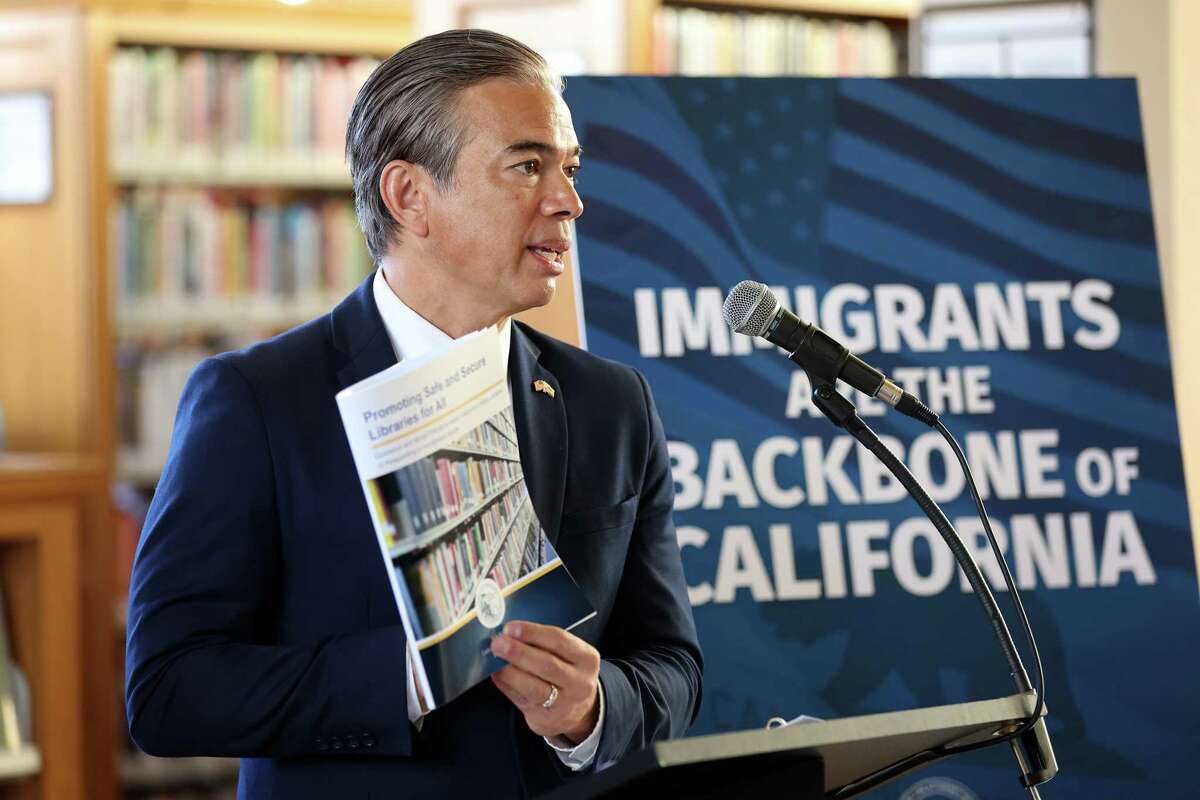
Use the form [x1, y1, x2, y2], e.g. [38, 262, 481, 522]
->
[490, 621, 600, 744]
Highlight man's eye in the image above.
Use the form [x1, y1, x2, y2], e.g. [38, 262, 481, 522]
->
[565, 164, 582, 183]
[516, 161, 538, 176]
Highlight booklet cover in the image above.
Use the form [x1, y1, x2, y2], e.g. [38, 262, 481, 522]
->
[336, 327, 595, 710]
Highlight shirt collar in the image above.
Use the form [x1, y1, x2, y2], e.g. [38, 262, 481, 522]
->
[372, 268, 512, 369]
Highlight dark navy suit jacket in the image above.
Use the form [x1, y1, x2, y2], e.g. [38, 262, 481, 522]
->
[125, 275, 703, 798]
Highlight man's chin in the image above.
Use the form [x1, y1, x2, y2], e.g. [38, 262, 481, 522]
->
[515, 279, 557, 313]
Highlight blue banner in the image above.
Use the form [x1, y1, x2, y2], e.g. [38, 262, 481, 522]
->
[566, 77, 1198, 799]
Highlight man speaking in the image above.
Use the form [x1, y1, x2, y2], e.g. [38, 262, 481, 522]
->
[124, 28, 703, 799]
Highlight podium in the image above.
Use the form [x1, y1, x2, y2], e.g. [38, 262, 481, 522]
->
[539, 693, 1040, 799]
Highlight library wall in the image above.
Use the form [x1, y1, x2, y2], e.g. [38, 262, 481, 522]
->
[0, 11, 98, 453]
[1095, 0, 1200, 568]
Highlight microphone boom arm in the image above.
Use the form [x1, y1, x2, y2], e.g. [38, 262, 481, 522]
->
[806, 375, 1057, 798]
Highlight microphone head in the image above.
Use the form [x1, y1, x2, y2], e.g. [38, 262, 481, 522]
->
[723, 280, 779, 336]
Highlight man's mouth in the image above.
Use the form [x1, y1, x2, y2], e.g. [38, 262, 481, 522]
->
[527, 246, 564, 264]
[526, 240, 570, 272]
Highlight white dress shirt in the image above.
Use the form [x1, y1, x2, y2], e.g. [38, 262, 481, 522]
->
[372, 269, 604, 770]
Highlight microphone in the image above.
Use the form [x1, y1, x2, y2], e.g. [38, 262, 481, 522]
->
[722, 280, 936, 426]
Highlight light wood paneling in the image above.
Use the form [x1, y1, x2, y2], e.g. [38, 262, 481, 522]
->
[0, 11, 93, 453]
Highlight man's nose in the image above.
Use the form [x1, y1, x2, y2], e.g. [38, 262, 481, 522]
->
[542, 175, 584, 220]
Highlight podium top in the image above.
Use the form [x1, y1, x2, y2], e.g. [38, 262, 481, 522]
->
[542, 693, 1037, 799]
[665, 692, 1036, 792]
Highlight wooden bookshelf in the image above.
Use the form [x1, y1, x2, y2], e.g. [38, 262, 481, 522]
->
[625, 0, 915, 73]
[0, 3, 416, 798]
[101, 6, 414, 797]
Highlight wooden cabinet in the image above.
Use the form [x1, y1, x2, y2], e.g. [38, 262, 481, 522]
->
[0, 455, 99, 799]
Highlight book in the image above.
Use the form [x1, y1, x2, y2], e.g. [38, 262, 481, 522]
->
[336, 327, 595, 710]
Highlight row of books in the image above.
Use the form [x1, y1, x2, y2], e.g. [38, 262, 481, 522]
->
[109, 46, 379, 171]
[489, 410, 518, 443]
[114, 189, 373, 304]
[407, 489, 534, 634]
[653, 7, 900, 76]
[461, 411, 520, 458]
[378, 452, 524, 540]
[489, 508, 542, 591]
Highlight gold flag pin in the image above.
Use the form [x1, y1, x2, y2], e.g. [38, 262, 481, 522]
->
[532, 379, 556, 398]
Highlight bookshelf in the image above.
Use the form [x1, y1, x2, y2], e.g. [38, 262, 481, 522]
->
[0, 3, 419, 798]
[109, 40, 380, 486]
[97, 6, 415, 798]
[624, 0, 916, 75]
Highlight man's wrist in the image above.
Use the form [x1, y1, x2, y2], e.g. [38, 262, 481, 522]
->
[560, 685, 601, 745]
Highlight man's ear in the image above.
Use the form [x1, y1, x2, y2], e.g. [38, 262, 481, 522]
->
[379, 160, 431, 238]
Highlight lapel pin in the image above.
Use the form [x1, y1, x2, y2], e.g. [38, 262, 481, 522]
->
[532, 379, 556, 398]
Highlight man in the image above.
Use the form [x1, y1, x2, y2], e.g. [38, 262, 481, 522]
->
[125, 29, 702, 799]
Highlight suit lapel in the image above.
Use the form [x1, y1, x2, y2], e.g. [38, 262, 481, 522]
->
[331, 272, 398, 390]
[509, 322, 567, 549]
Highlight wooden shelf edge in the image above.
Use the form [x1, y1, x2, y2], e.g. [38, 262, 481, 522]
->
[112, 160, 353, 191]
[0, 745, 42, 782]
[106, 7, 412, 56]
[115, 295, 346, 336]
[0, 453, 104, 484]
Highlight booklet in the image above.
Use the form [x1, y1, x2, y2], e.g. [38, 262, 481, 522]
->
[336, 326, 595, 710]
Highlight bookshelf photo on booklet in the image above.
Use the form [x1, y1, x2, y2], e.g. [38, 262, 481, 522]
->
[336, 327, 594, 709]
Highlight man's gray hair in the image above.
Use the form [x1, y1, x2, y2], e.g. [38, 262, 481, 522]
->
[345, 29, 563, 263]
